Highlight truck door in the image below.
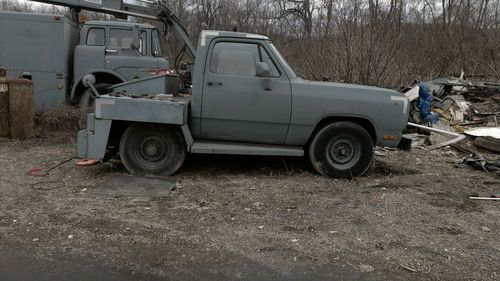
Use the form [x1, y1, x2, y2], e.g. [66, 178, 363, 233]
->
[201, 40, 292, 144]
[105, 28, 158, 80]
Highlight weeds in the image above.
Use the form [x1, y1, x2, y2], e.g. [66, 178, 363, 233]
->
[35, 105, 87, 133]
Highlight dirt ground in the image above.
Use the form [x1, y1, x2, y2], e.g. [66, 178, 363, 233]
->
[0, 131, 499, 281]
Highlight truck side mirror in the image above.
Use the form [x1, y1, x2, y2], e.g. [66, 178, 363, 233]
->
[256, 62, 270, 78]
[256, 62, 274, 91]
[130, 25, 140, 50]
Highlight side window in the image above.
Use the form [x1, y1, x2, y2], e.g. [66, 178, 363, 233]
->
[210, 42, 259, 76]
[109, 29, 133, 49]
[139, 31, 146, 55]
[86, 28, 105, 46]
[210, 42, 281, 77]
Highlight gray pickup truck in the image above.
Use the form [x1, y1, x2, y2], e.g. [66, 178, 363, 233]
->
[78, 31, 409, 178]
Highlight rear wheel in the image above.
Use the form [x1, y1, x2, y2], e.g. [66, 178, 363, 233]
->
[119, 124, 186, 176]
[309, 122, 374, 179]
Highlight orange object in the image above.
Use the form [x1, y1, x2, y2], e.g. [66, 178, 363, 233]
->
[75, 159, 99, 166]
[27, 168, 47, 177]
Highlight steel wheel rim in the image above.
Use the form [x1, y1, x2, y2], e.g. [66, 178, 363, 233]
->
[135, 136, 170, 168]
[326, 136, 361, 170]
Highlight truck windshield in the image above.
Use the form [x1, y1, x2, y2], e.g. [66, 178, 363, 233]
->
[269, 43, 297, 78]
[152, 29, 163, 57]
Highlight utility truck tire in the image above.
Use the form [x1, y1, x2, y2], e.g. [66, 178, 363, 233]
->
[119, 124, 186, 176]
[79, 83, 111, 112]
[309, 122, 373, 179]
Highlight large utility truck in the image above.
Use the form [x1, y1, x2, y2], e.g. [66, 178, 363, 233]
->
[31, 0, 409, 178]
[0, 8, 169, 110]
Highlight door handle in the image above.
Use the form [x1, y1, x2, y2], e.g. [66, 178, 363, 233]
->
[207, 81, 223, 86]
[105, 49, 118, 54]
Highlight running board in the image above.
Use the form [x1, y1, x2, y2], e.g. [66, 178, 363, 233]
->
[190, 141, 304, 156]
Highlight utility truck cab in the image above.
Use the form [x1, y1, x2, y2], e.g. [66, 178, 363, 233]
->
[74, 21, 169, 107]
[76, 21, 168, 81]
[77, 31, 409, 179]
[0, 10, 169, 110]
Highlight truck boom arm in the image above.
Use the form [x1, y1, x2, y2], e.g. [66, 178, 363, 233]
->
[30, 0, 196, 60]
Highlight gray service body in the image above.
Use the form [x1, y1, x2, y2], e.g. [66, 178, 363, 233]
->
[0, 12, 78, 110]
[78, 31, 408, 160]
[0, 11, 169, 110]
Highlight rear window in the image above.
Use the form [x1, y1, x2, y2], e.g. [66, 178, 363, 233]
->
[86, 28, 105, 46]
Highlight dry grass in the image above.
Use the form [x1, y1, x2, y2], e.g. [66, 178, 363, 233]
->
[35, 105, 87, 134]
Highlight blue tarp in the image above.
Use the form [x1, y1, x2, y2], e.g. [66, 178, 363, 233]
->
[417, 82, 439, 124]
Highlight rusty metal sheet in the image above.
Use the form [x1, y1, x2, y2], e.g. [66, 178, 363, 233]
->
[9, 79, 35, 138]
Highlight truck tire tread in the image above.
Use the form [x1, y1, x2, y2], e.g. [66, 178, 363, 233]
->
[119, 124, 186, 176]
[309, 122, 374, 179]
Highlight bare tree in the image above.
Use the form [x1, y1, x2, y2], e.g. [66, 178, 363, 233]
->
[2, 0, 500, 85]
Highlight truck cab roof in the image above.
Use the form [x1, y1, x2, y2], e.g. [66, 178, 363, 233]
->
[199, 30, 269, 47]
[84, 20, 156, 29]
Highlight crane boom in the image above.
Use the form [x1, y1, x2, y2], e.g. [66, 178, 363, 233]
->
[29, 0, 196, 60]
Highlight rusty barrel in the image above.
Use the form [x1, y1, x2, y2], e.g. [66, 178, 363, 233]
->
[0, 67, 35, 139]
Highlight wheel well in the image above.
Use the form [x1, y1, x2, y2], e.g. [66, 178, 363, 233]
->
[107, 121, 185, 149]
[108, 121, 134, 148]
[74, 72, 123, 104]
[308, 116, 377, 146]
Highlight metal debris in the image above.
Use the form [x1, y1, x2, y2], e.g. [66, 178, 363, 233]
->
[465, 128, 500, 139]
[402, 74, 500, 151]
[473, 137, 500, 154]
[457, 152, 500, 172]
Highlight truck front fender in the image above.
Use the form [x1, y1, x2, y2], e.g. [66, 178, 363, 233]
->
[286, 114, 378, 147]
[71, 69, 126, 102]
[310, 114, 378, 145]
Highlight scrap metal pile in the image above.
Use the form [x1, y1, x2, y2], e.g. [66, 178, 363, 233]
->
[400, 74, 500, 174]
[403, 74, 500, 127]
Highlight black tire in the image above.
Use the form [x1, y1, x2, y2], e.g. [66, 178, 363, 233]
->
[309, 122, 374, 179]
[79, 83, 111, 112]
[119, 124, 186, 176]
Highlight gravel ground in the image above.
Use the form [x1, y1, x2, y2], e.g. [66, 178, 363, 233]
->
[0, 132, 499, 281]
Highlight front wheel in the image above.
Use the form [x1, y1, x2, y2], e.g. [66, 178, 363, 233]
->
[309, 122, 374, 179]
[119, 124, 186, 176]
[79, 83, 111, 112]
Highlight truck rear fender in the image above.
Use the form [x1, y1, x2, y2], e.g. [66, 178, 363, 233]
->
[107, 120, 132, 149]
[71, 70, 125, 103]
[106, 121, 191, 152]
[307, 116, 377, 147]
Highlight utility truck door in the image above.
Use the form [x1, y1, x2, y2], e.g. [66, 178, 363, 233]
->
[105, 28, 158, 80]
[201, 40, 292, 144]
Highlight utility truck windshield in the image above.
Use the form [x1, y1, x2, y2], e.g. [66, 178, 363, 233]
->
[152, 29, 163, 57]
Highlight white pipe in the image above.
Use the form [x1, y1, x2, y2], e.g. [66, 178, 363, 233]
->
[470, 197, 500, 201]
[408, 122, 466, 149]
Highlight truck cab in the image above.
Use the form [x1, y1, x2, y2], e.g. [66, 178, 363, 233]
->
[72, 21, 169, 104]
